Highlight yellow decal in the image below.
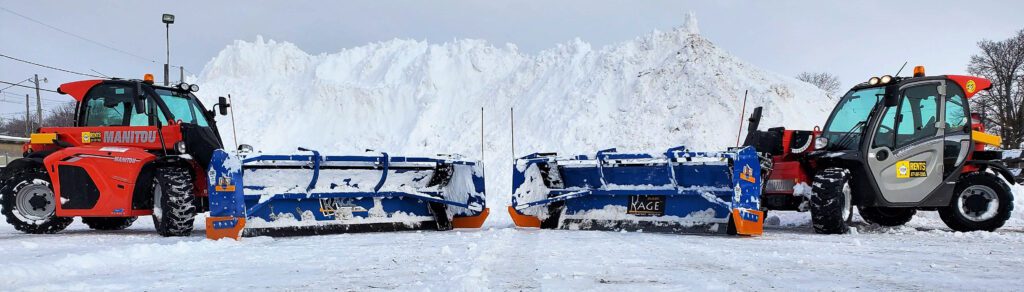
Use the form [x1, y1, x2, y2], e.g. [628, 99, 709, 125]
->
[740, 165, 757, 183]
[896, 160, 927, 178]
[966, 80, 977, 94]
[81, 132, 101, 144]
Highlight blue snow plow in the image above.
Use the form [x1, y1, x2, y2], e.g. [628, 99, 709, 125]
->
[205, 148, 489, 239]
[509, 146, 764, 235]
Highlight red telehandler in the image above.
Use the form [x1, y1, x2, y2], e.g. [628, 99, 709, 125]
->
[1, 75, 229, 236]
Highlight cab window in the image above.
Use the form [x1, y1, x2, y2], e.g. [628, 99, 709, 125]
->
[80, 84, 151, 126]
[944, 84, 968, 133]
[154, 89, 209, 126]
[894, 84, 940, 148]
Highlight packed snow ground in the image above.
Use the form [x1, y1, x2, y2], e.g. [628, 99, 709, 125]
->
[4, 14, 1024, 291]
[2, 191, 1023, 291]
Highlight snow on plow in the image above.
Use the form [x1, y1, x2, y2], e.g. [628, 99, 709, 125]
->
[509, 146, 763, 235]
[205, 148, 488, 239]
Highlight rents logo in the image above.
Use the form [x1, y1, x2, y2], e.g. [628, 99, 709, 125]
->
[896, 160, 927, 178]
[102, 130, 157, 144]
[81, 132, 101, 143]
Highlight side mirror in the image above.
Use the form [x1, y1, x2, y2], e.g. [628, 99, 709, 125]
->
[883, 85, 900, 107]
[134, 83, 146, 114]
[217, 96, 230, 115]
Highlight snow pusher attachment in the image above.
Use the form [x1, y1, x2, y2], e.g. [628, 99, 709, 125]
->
[509, 146, 763, 235]
[205, 149, 488, 239]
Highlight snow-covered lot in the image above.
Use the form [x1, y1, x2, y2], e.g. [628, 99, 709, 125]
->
[3, 201, 1023, 291]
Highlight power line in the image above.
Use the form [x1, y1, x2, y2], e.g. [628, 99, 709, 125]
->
[0, 80, 58, 93]
[0, 7, 189, 70]
[0, 78, 32, 91]
[0, 53, 104, 78]
[0, 7, 159, 64]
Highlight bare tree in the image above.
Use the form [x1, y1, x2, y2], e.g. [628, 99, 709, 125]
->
[796, 72, 842, 97]
[968, 29, 1024, 148]
[0, 102, 76, 137]
[43, 102, 77, 127]
[0, 117, 33, 137]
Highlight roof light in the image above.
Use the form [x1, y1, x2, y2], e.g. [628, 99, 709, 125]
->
[880, 75, 893, 84]
[178, 83, 190, 91]
[144, 74, 155, 84]
[189, 84, 199, 92]
[913, 66, 925, 77]
[868, 77, 880, 85]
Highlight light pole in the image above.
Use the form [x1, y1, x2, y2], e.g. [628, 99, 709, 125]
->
[162, 13, 175, 86]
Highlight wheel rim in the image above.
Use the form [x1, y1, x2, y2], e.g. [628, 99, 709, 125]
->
[15, 183, 56, 221]
[842, 182, 853, 221]
[957, 185, 999, 222]
[152, 182, 164, 221]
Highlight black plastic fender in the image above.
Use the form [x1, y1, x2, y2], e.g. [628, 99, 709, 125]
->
[966, 160, 1017, 185]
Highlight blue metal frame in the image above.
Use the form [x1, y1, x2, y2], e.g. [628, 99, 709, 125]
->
[510, 145, 762, 231]
[208, 148, 486, 232]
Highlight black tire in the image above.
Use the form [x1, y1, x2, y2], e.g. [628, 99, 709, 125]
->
[938, 172, 1013, 232]
[82, 217, 138, 230]
[150, 166, 197, 237]
[0, 167, 72, 234]
[810, 167, 852, 234]
[859, 206, 916, 227]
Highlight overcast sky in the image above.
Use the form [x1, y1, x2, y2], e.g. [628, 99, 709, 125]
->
[2, 1, 1023, 119]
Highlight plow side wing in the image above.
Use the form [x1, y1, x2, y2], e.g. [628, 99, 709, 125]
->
[509, 146, 763, 235]
[206, 149, 488, 240]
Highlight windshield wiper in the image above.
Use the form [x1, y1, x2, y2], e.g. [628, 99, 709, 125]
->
[828, 120, 865, 151]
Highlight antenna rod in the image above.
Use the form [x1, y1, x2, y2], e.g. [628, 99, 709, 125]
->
[735, 90, 748, 147]
[894, 61, 908, 77]
[229, 94, 239, 149]
[510, 107, 515, 159]
[480, 107, 485, 176]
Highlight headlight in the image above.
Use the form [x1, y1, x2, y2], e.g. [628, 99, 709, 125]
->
[868, 77, 880, 85]
[880, 75, 893, 84]
[189, 84, 199, 92]
[174, 141, 187, 154]
[178, 83, 190, 91]
[814, 137, 829, 149]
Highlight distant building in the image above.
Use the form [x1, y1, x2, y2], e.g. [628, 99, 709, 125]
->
[0, 135, 28, 165]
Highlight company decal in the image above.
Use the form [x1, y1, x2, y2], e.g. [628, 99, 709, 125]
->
[966, 80, 977, 94]
[319, 198, 368, 218]
[112, 157, 140, 164]
[81, 132, 101, 143]
[112, 208, 125, 215]
[739, 165, 757, 183]
[215, 175, 236, 192]
[627, 195, 665, 216]
[103, 130, 157, 144]
[896, 160, 927, 178]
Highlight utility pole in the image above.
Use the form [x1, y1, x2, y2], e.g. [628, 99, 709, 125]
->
[34, 74, 42, 127]
[24, 94, 30, 137]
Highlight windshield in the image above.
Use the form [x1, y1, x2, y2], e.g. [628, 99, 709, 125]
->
[820, 87, 885, 150]
[155, 89, 210, 126]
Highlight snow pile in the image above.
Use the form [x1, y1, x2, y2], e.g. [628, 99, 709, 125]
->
[195, 14, 833, 224]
